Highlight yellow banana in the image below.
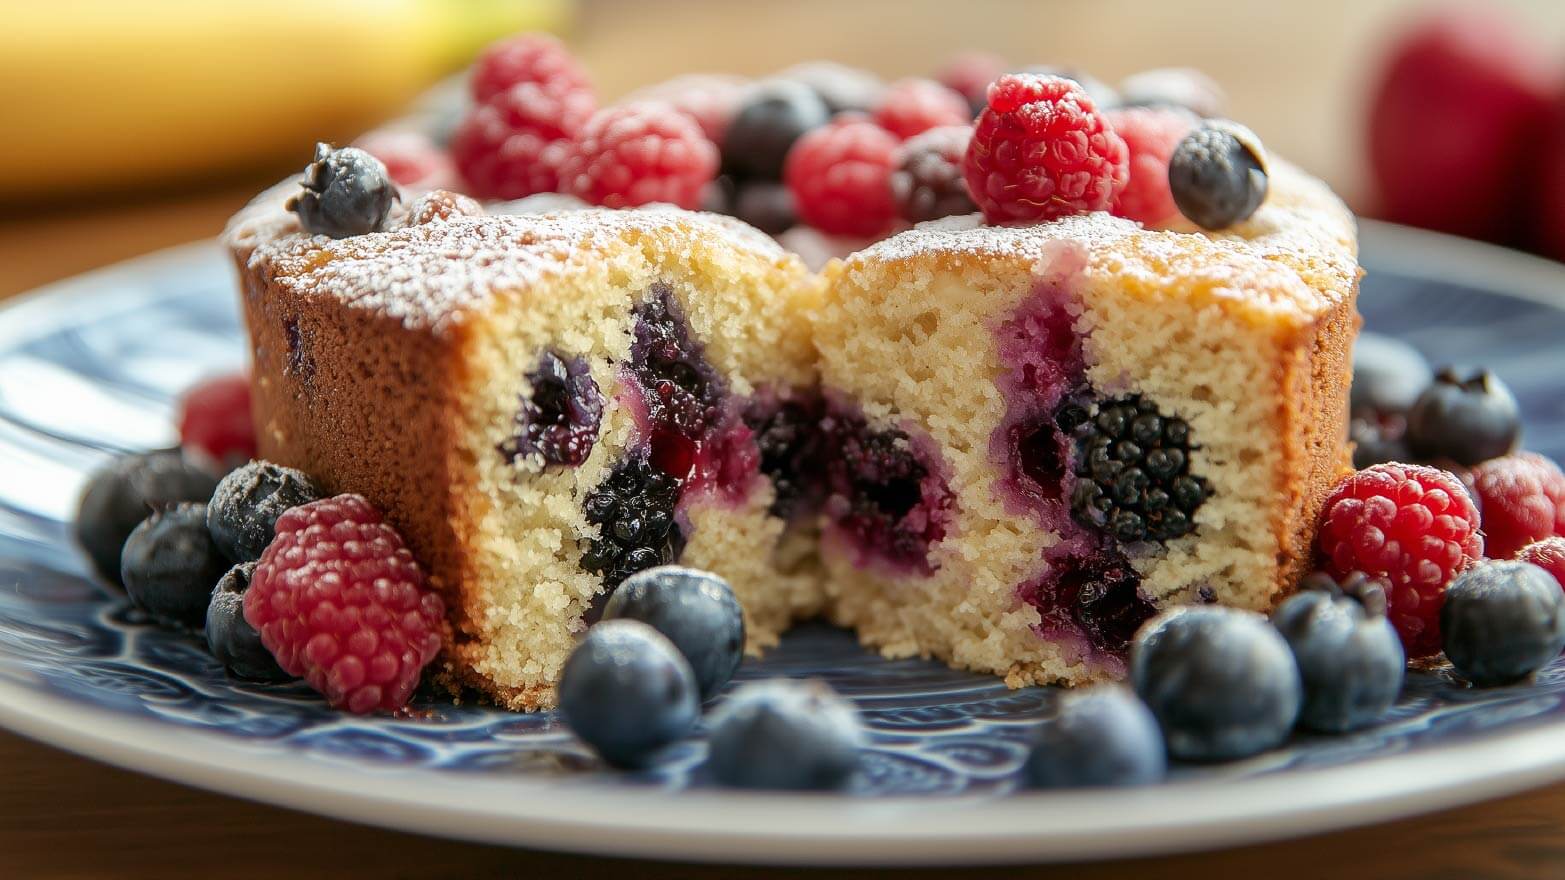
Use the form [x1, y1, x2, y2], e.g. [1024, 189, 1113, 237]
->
[1, 0, 570, 199]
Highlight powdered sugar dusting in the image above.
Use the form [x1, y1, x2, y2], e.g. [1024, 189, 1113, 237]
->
[224, 180, 788, 335]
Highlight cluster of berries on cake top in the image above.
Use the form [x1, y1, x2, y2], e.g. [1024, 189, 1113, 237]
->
[350, 34, 1267, 262]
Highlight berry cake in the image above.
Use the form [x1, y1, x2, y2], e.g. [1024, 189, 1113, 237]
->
[226, 187, 821, 709]
[811, 159, 1358, 686]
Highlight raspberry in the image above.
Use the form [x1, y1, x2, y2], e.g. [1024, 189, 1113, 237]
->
[890, 125, 977, 224]
[560, 104, 719, 210]
[621, 74, 747, 144]
[1519, 537, 1565, 590]
[963, 74, 1129, 225]
[1103, 106, 1194, 227]
[354, 130, 456, 190]
[1472, 452, 1565, 559]
[1316, 463, 1483, 658]
[469, 33, 591, 104]
[246, 494, 445, 714]
[937, 51, 1007, 115]
[177, 372, 257, 470]
[451, 83, 595, 199]
[872, 79, 971, 140]
[784, 117, 902, 237]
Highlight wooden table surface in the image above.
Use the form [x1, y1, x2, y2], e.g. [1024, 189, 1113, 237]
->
[7, 1, 1565, 876]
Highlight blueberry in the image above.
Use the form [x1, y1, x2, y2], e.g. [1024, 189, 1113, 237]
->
[1131, 607, 1301, 761]
[74, 451, 219, 587]
[1442, 561, 1565, 687]
[207, 461, 323, 563]
[1351, 332, 1432, 417]
[1023, 687, 1166, 788]
[1117, 67, 1225, 118]
[286, 142, 398, 238]
[1272, 572, 1405, 732]
[205, 562, 291, 682]
[705, 679, 864, 790]
[731, 181, 797, 234]
[1405, 367, 1521, 467]
[557, 620, 699, 768]
[1167, 121, 1269, 230]
[120, 503, 230, 629]
[1349, 413, 1411, 470]
[602, 566, 745, 700]
[721, 81, 830, 181]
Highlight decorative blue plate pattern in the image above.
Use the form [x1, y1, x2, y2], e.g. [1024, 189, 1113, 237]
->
[0, 222, 1564, 865]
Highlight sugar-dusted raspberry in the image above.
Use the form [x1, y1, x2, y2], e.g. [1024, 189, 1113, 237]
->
[405, 190, 484, 226]
[621, 74, 748, 145]
[1316, 463, 1483, 658]
[451, 83, 595, 199]
[469, 33, 592, 104]
[1518, 537, 1565, 591]
[1472, 452, 1565, 558]
[177, 372, 256, 470]
[873, 79, 972, 140]
[560, 103, 719, 210]
[1103, 106, 1195, 227]
[891, 125, 976, 223]
[963, 74, 1128, 225]
[937, 51, 1007, 115]
[245, 494, 445, 714]
[354, 130, 456, 190]
[784, 116, 902, 237]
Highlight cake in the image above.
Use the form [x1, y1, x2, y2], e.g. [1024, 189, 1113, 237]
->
[227, 189, 824, 709]
[812, 159, 1358, 687]
[222, 57, 1362, 711]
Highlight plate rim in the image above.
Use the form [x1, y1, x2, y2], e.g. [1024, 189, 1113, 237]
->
[2, 220, 1565, 866]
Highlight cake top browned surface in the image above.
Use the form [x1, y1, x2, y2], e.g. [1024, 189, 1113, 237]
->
[225, 181, 789, 335]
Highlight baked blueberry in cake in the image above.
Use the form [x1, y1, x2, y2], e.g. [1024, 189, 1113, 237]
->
[219, 42, 1361, 710]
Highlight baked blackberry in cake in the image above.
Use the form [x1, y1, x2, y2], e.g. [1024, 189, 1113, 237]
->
[227, 189, 823, 710]
[810, 158, 1358, 685]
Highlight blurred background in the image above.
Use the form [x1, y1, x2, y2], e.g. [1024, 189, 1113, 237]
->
[4, 0, 1565, 296]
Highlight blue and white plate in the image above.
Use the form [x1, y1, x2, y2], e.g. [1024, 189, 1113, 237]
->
[0, 220, 1563, 866]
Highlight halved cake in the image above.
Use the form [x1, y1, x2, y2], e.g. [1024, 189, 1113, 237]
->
[226, 189, 823, 709]
[811, 159, 1359, 685]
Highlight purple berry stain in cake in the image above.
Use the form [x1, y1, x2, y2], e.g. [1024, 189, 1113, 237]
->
[819, 395, 955, 575]
[500, 351, 603, 468]
[744, 390, 828, 519]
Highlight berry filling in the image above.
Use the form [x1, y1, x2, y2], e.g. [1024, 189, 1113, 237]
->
[820, 397, 955, 574]
[1064, 392, 1208, 543]
[629, 283, 725, 441]
[744, 390, 828, 519]
[501, 351, 603, 468]
[1018, 547, 1156, 660]
[580, 453, 687, 587]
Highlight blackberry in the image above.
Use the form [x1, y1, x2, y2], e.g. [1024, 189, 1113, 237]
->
[1167, 121, 1269, 230]
[1062, 392, 1208, 543]
[1027, 549, 1158, 656]
[821, 407, 954, 573]
[500, 351, 603, 468]
[580, 455, 686, 587]
[890, 125, 977, 224]
[744, 392, 826, 519]
[286, 143, 398, 238]
[629, 283, 724, 440]
[207, 461, 323, 563]
[721, 80, 830, 181]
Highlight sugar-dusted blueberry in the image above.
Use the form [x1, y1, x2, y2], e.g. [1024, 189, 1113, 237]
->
[603, 565, 744, 700]
[205, 562, 291, 682]
[121, 502, 230, 629]
[721, 80, 830, 181]
[1132, 606, 1302, 761]
[706, 679, 864, 790]
[1442, 560, 1565, 687]
[1405, 367, 1521, 467]
[1272, 572, 1405, 732]
[75, 451, 219, 587]
[1167, 121, 1269, 230]
[286, 142, 398, 238]
[557, 620, 700, 768]
[1024, 687, 1166, 788]
[1351, 332, 1433, 418]
[207, 461, 323, 563]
